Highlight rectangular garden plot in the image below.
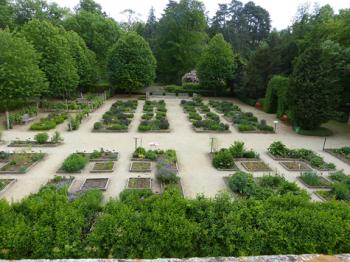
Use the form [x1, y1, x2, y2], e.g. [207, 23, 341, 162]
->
[93, 100, 137, 132]
[127, 177, 152, 190]
[0, 153, 45, 174]
[297, 172, 331, 189]
[325, 148, 350, 165]
[241, 161, 272, 172]
[130, 162, 152, 172]
[160, 180, 184, 196]
[280, 161, 312, 172]
[80, 178, 109, 191]
[90, 162, 115, 173]
[47, 176, 74, 189]
[0, 179, 16, 195]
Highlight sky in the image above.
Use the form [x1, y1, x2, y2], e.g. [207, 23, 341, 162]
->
[48, 0, 350, 30]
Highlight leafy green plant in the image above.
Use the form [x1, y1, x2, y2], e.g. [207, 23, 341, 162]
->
[212, 149, 235, 169]
[34, 133, 49, 144]
[62, 153, 88, 173]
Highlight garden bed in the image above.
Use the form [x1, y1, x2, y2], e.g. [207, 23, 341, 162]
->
[241, 161, 272, 172]
[314, 190, 334, 201]
[127, 177, 152, 190]
[0, 179, 16, 195]
[47, 176, 74, 190]
[88, 150, 119, 162]
[80, 178, 110, 191]
[324, 148, 350, 165]
[280, 161, 313, 172]
[297, 172, 331, 189]
[267, 142, 336, 171]
[193, 126, 231, 133]
[93, 100, 137, 132]
[138, 100, 170, 132]
[8, 140, 62, 147]
[0, 153, 45, 174]
[90, 162, 115, 173]
[129, 162, 152, 172]
[160, 180, 184, 196]
[30, 112, 68, 131]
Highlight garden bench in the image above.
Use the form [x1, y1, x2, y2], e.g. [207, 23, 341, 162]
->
[22, 114, 36, 125]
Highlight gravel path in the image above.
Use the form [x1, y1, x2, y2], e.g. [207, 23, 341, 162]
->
[0, 96, 349, 202]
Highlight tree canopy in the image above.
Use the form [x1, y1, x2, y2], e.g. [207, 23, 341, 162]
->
[197, 34, 236, 95]
[0, 29, 47, 107]
[107, 32, 156, 92]
[20, 19, 79, 98]
[155, 0, 208, 83]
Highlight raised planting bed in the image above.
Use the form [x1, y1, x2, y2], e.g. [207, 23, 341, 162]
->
[8, 140, 62, 147]
[181, 98, 230, 133]
[93, 100, 137, 133]
[267, 141, 336, 171]
[315, 190, 334, 201]
[30, 112, 68, 131]
[280, 161, 313, 172]
[127, 177, 152, 190]
[209, 152, 240, 171]
[80, 178, 110, 191]
[130, 162, 152, 172]
[241, 161, 272, 172]
[57, 153, 89, 174]
[325, 148, 350, 165]
[47, 176, 74, 189]
[0, 179, 16, 195]
[88, 149, 119, 162]
[298, 172, 331, 189]
[138, 100, 170, 132]
[90, 161, 115, 173]
[160, 180, 184, 196]
[0, 152, 45, 174]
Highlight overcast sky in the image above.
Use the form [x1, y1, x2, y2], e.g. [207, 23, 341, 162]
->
[49, 0, 350, 30]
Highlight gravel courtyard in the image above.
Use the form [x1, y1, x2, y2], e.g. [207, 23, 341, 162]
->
[1, 96, 350, 202]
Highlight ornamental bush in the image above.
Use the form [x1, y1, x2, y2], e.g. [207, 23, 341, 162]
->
[34, 132, 49, 144]
[212, 149, 234, 169]
[62, 153, 88, 172]
[263, 75, 289, 117]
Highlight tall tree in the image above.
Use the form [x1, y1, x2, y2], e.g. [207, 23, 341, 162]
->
[20, 19, 79, 98]
[155, 0, 208, 83]
[64, 30, 98, 91]
[0, 29, 47, 128]
[0, 0, 14, 29]
[210, 0, 270, 56]
[76, 0, 104, 15]
[13, 0, 69, 26]
[197, 34, 236, 95]
[289, 42, 347, 130]
[143, 6, 157, 50]
[107, 32, 156, 93]
[64, 10, 122, 80]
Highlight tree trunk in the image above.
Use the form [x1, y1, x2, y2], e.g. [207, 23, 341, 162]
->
[5, 111, 10, 130]
[348, 112, 350, 125]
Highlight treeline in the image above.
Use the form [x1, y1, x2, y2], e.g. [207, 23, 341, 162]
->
[1, 0, 350, 130]
[0, 187, 350, 259]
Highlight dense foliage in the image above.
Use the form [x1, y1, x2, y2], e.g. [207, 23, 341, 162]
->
[107, 32, 156, 92]
[0, 29, 47, 108]
[1, 186, 350, 259]
[197, 34, 236, 95]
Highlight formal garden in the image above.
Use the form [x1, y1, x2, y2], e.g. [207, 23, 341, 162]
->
[93, 100, 137, 132]
[0, 0, 350, 259]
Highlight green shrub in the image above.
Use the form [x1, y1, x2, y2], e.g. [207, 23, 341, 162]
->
[145, 151, 157, 161]
[94, 122, 103, 130]
[300, 172, 326, 186]
[34, 132, 49, 144]
[212, 149, 235, 169]
[238, 124, 255, 132]
[228, 171, 256, 196]
[108, 124, 127, 131]
[332, 182, 350, 201]
[133, 147, 146, 158]
[62, 153, 88, 172]
[229, 141, 245, 158]
[268, 141, 290, 157]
